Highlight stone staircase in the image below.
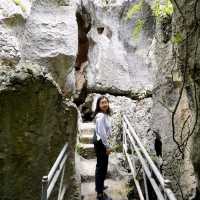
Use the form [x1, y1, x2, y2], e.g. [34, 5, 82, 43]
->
[76, 122, 129, 200]
[78, 122, 96, 159]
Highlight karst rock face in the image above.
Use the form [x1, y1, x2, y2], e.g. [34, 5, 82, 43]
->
[0, 0, 80, 199]
[149, 0, 200, 198]
[81, 0, 155, 95]
[149, 18, 196, 200]
[171, 0, 200, 198]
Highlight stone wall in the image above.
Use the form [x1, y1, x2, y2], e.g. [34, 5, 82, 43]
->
[0, 65, 78, 200]
[170, 1, 200, 198]
[149, 24, 196, 199]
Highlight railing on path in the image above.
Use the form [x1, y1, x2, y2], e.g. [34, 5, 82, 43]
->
[41, 143, 68, 200]
[122, 115, 177, 200]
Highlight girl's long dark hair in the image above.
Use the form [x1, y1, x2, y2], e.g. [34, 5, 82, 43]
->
[93, 95, 111, 117]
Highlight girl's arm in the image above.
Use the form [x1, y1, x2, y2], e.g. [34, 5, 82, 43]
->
[96, 113, 110, 149]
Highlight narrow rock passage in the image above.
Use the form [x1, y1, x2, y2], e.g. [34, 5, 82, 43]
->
[76, 122, 129, 200]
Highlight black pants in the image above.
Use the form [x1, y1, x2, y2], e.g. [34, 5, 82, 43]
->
[94, 139, 109, 194]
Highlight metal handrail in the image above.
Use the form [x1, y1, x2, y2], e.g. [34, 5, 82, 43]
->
[122, 115, 177, 200]
[41, 143, 68, 200]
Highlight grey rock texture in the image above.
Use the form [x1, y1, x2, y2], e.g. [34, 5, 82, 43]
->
[77, 0, 156, 154]
[0, 64, 79, 200]
[21, 0, 78, 95]
[169, 1, 200, 199]
[0, 0, 78, 97]
[148, 2, 199, 199]
[81, 0, 155, 95]
[0, 0, 32, 20]
[149, 35, 195, 199]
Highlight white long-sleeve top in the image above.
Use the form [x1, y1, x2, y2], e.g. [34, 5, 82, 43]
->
[95, 112, 112, 149]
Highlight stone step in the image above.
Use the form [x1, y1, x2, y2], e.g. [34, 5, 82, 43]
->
[77, 143, 95, 159]
[80, 128, 95, 136]
[79, 157, 96, 182]
[80, 123, 95, 135]
[78, 153, 128, 183]
[79, 134, 93, 144]
[80, 122, 95, 130]
[81, 179, 128, 200]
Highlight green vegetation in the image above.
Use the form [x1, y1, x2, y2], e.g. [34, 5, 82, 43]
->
[125, 0, 144, 20]
[126, 0, 173, 40]
[13, 0, 26, 12]
[132, 19, 145, 39]
[13, 0, 20, 4]
[76, 143, 83, 155]
[125, 0, 145, 41]
[113, 143, 123, 153]
[152, 0, 173, 18]
[171, 32, 184, 44]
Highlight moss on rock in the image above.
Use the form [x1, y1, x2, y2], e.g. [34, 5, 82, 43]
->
[0, 67, 78, 200]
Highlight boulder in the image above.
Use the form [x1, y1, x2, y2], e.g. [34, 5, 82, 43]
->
[21, 0, 78, 95]
[0, 63, 79, 200]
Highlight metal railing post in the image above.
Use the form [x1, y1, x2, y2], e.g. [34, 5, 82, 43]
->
[57, 165, 66, 200]
[122, 121, 125, 154]
[41, 176, 48, 200]
[143, 169, 149, 200]
[40, 143, 68, 200]
[122, 115, 177, 200]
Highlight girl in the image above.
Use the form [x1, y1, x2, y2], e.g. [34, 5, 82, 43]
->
[93, 95, 112, 200]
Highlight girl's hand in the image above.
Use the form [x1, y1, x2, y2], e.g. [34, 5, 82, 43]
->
[106, 148, 112, 155]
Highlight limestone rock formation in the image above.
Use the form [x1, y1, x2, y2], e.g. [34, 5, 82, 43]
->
[148, 1, 200, 198]
[21, 0, 78, 95]
[169, 1, 200, 199]
[81, 0, 155, 96]
[0, 64, 79, 200]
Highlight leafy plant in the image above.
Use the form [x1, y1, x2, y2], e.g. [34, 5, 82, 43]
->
[132, 19, 145, 39]
[125, 0, 144, 21]
[126, 0, 174, 40]
[76, 143, 83, 155]
[171, 32, 184, 44]
[152, 0, 173, 18]
[113, 143, 123, 153]
[13, 0, 26, 12]
[13, 0, 21, 4]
